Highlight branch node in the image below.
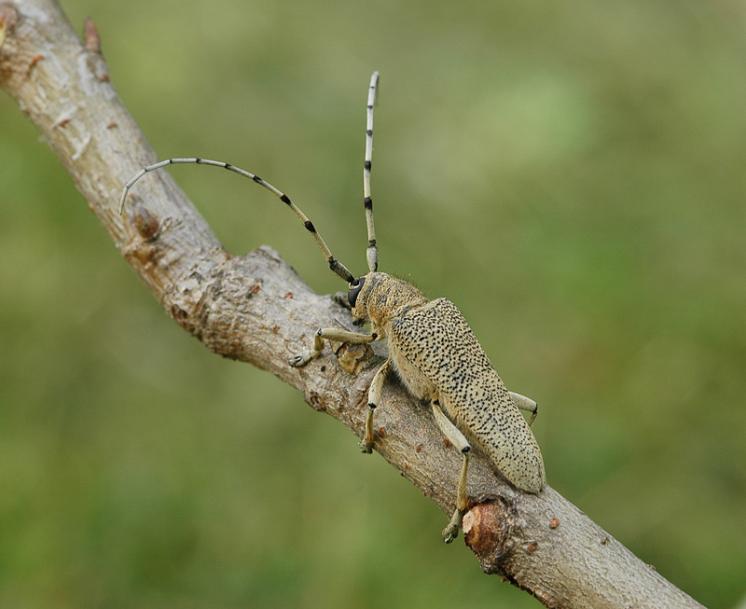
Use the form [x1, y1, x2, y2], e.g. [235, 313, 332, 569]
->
[463, 499, 512, 574]
[83, 17, 101, 54]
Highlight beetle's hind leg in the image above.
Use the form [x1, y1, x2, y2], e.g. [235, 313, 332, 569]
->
[360, 359, 391, 453]
[509, 391, 539, 426]
[289, 327, 377, 367]
[431, 400, 471, 544]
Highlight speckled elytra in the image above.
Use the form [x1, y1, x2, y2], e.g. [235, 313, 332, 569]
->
[120, 72, 546, 543]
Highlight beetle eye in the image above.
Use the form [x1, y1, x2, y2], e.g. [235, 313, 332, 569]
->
[348, 277, 365, 308]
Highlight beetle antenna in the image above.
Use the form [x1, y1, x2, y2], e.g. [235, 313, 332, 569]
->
[363, 71, 380, 273]
[119, 158, 357, 284]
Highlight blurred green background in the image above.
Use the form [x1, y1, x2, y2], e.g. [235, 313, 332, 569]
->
[1, 0, 745, 608]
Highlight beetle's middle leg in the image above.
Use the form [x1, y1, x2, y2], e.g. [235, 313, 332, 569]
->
[431, 400, 471, 544]
[289, 328, 377, 367]
[360, 358, 391, 453]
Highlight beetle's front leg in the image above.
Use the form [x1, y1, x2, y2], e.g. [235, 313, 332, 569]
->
[288, 327, 378, 367]
[431, 400, 472, 544]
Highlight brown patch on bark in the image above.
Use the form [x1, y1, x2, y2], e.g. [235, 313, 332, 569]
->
[83, 17, 101, 54]
[170, 304, 189, 321]
[128, 243, 160, 267]
[307, 392, 324, 412]
[27, 54, 45, 76]
[247, 281, 262, 297]
[133, 206, 160, 241]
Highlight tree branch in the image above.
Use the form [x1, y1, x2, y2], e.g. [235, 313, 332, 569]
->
[0, 2, 706, 607]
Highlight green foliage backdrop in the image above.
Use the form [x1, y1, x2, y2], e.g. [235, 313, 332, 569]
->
[1, 1, 744, 607]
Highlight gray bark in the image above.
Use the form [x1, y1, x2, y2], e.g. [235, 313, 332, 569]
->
[0, 1, 706, 607]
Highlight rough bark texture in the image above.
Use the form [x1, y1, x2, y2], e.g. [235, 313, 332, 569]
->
[0, 2, 706, 608]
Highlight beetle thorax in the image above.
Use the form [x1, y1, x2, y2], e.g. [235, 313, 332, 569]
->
[352, 272, 427, 327]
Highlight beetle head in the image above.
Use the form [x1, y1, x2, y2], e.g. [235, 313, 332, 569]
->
[348, 272, 426, 326]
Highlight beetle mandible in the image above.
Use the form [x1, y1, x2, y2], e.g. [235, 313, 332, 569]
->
[120, 71, 546, 543]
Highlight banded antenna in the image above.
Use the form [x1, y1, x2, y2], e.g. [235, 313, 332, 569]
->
[364, 71, 380, 273]
[119, 157, 357, 284]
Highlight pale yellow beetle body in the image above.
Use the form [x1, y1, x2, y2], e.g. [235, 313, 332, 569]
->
[351, 272, 545, 495]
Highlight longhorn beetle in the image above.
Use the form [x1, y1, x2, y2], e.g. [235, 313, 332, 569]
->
[120, 71, 546, 543]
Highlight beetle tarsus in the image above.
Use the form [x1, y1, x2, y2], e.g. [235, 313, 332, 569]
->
[289, 352, 315, 367]
[442, 510, 462, 543]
